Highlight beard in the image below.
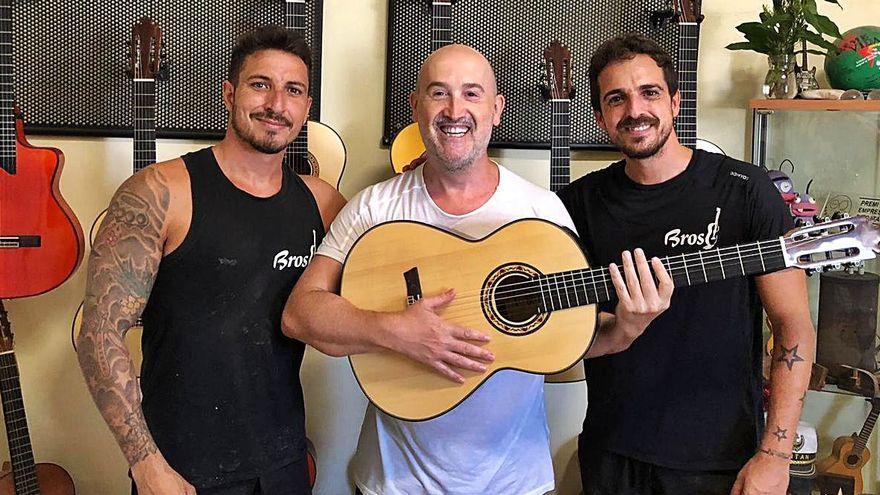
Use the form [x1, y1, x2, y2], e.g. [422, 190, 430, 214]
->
[422, 115, 490, 174]
[231, 107, 296, 155]
[612, 114, 672, 159]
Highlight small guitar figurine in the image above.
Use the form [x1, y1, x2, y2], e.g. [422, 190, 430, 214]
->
[0, 0, 84, 299]
[0, 301, 76, 494]
[816, 369, 880, 495]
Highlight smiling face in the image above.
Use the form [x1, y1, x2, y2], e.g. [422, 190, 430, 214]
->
[410, 45, 505, 173]
[222, 48, 312, 155]
[595, 54, 679, 159]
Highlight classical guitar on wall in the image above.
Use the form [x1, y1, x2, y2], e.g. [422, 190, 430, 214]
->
[0, 0, 84, 299]
[816, 371, 880, 495]
[283, 0, 346, 189]
[0, 301, 76, 494]
[71, 17, 164, 374]
[539, 41, 587, 384]
[671, 0, 725, 155]
[389, 0, 454, 173]
[342, 216, 880, 421]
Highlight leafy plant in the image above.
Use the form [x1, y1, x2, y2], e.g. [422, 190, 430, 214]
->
[726, 0, 843, 57]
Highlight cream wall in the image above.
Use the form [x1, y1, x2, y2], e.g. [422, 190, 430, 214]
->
[4, 1, 880, 494]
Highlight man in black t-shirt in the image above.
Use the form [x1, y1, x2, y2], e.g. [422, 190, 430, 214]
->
[558, 34, 814, 495]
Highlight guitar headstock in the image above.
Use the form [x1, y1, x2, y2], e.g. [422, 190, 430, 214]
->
[783, 216, 880, 272]
[541, 41, 575, 101]
[672, 0, 704, 24]
[0, 300, 12, 354]
[128, 17, 164, 80]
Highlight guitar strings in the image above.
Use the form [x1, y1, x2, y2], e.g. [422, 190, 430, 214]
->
[431, 242, 788, 319]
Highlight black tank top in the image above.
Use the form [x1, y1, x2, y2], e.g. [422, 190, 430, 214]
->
[140, 147, 324, 488]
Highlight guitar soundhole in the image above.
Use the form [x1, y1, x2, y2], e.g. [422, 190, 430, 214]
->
[481, 263, 548, 336]
[845, 453, 860, 466]
[307, 152, 320, 177]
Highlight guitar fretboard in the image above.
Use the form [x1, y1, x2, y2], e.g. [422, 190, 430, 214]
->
[676, 22, 699, 149]
[0, 350, 40, 494]
[531, 238, 786, 313]
[284, 0, 310, 175]
[0, 0, 14, 175]
[133, 79, 156, 173]
[431, 1, 452, 51]
[851, 401, 880, 457]
[549, 99, 570, 192]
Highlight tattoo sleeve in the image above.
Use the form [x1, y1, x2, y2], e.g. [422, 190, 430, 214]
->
[76, 168, 170, 467]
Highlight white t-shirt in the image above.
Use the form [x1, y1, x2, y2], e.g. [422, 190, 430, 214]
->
[316, 164, 578, 495]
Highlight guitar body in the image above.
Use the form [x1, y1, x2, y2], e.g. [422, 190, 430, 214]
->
[389, 123, 424, 174]
[343, 219, 597, 421]
[0, 118, 84, 298]
[305, 121, 346, 189]
[0, 462, 75, 495]
[816, 434, 868, 495]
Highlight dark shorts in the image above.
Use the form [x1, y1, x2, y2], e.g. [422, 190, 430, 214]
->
[579, 435, 739, 495]
[131, 457, 312, 495]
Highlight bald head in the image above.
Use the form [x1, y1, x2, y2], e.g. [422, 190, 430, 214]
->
[415, 44, 498, 96]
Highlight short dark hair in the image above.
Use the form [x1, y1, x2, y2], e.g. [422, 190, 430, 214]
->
[588, 33, 678, 112]
[227, 26, 312, 86]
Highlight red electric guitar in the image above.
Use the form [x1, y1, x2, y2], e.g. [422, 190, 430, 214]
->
[0, 0, 84, 298]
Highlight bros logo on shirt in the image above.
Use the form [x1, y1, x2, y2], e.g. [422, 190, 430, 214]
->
[273, 230, 318, 271]
[663, 207, 721, 250]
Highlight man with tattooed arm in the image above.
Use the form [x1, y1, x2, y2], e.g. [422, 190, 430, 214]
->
[556, 34, 815, 495]
[76, 27, 344, 494]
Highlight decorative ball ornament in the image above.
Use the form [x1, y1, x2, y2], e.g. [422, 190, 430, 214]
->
[824, 26, 880, 91]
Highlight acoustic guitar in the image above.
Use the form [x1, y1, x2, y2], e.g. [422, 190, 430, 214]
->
[0, 301, 75, 494]
[71, 17, 163, 374]
[283, 0, 346, 189]
[816, 371, 880, 495]
[389, 0, 454, 173]
[0, 0, 84, 299]
[342, 216, 880, 421]
[538, 41, 587, 384]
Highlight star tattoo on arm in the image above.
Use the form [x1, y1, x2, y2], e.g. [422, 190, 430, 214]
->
[776, 344, 805, 371]
[773, 426, 788, 441]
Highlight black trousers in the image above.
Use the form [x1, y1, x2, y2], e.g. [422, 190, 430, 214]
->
[131, 457, 311, 495]
[579, 435, 739, 495]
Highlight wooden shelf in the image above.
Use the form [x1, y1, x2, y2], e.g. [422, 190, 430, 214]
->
[750, 98, 880, 111]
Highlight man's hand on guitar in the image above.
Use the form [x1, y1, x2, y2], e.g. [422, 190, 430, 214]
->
[131, 453, 196, 495]
[388, 288, 495, 384]
[607, 248, 674, 350]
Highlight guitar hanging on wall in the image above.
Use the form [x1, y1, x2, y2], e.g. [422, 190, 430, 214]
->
[342, 216, 880, 421]
[670, 0, 726, 155]
[0, 301, 76, 494]
[71, 17, 165, 374]
[389, 0, 454, 173]
[283, 0, 346, 190]
[0, 0, 85, 299]
[539, 41, 586, 384]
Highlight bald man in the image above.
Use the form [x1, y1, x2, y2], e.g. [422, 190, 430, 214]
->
[282, 45, 671, 494]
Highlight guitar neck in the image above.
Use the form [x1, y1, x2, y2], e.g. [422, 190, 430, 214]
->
[0, 351, 40, 494]
[0, 0, 15, 175]
[432, 1, 452, 51]
[549, 99, 570, 192]
[284, 0, 310, 174]
[536, 238, 786, 312]
[133, 79, 157, 173]
[851, 401, 880, 457]
[676, 22, 699, 149]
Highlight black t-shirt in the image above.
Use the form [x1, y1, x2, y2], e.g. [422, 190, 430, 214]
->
[140, 148, 324, 489]
[557, 150, 793, 470]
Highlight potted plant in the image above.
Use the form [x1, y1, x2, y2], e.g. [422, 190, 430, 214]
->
[726, 0, 843, 98]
